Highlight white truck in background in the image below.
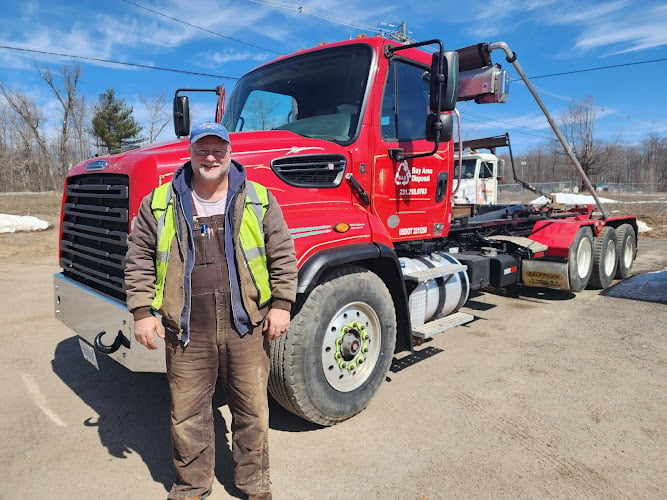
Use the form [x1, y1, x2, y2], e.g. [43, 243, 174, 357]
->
[450, 133, 552, 220]
[452, 134, 509, 206]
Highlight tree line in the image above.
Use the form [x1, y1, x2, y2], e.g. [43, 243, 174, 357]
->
[501, 133, 667, 193]
[1, 63, 665, 193]
[497, 97, 667, 193]
[0, 63, 169, 192]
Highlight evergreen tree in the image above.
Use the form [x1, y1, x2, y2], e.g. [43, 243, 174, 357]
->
[91, 89, 144, 152]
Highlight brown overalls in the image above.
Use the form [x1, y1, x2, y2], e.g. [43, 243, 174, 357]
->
[165, 214, 271, 499]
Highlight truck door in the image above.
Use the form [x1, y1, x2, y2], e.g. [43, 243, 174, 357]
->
[373, 57, 451, 240]
[477, 159, 497, 204]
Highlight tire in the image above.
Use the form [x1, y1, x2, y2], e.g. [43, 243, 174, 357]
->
[269, 265, 397, 426]
[614, 224, 637, 279]
[568, 227, 594, 292]
[588, 226, 618, 289]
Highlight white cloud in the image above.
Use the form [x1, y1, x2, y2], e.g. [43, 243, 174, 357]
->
[93, 13, 198, 51]
[156, 1, 289, 46]
[459, 0, 666, 56]
[548, 0, 629, 24]
[0, 51, 38, 73]
[575, 6, 667, 54]
[0, 24, 116, 70]
[196, 50, 269, 66]
[474, 0, 556, 22]
[461, 0, 557, 37]
[546, 1, 667, 55]
[17, 0, 40, 20]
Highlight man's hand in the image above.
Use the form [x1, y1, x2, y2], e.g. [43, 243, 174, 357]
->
[133, 316, 164, 350]
[263, 308, 291, 341]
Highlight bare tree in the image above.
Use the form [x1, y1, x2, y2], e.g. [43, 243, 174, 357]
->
[38, 63, 86, 181]
[0, 102, 14, 189]
[70, 93, 92, 163]
[0, 83, 51, 190]
[641, 133, 667, 191]
[246, 94, 280, 130]
[557, 95, 617, 191]
[139, 92, 171, 143]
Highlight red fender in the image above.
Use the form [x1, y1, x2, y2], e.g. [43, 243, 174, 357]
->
[529, 219, 602, 258]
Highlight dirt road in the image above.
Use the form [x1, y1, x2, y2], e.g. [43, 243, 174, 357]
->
[1, 233, 665, 499]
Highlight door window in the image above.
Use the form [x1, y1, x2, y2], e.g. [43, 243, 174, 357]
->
[381, 59, 429, 141]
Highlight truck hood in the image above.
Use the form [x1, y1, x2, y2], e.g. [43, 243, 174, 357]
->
[67, 138, 190, 177]
[218, 130, 350, 190]
[67, 130, 348, 185]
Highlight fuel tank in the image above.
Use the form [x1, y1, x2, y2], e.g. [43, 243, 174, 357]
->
[399, 252, 470, 324]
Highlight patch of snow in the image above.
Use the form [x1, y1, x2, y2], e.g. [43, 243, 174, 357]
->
[0, 214, 49, 233]
[530, 193, 617, 205]
[636, 220, 652, 233]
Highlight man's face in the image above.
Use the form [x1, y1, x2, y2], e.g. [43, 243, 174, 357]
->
[190, 135, 232, 184]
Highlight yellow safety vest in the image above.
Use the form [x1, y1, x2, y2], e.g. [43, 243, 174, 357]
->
[150, 181, 271, 310]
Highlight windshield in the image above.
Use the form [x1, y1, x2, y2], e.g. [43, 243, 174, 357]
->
[455, 159, 478, 179]
[222, 44, 372, 144]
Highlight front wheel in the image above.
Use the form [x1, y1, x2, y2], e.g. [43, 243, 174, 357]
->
[269, 265, 397, 426]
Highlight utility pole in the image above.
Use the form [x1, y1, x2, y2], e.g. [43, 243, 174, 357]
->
[383, 21, 415, 44]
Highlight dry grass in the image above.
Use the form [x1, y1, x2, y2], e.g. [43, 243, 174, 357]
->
[0, 191, 62, 260]
[603, 194, 667, 239]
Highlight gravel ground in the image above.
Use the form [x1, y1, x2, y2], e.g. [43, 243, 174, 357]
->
[0, 193, 665, 499]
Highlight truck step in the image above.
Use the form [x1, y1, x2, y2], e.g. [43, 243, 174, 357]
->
[403, 263, 467, 282]
[485, 235, 548, 253]
[412, 311, 475, 339]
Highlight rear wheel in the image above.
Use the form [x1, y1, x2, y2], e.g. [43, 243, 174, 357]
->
[614, 224, 637, 279]
[269, 265, 397, 426]
[589, 226, 618, 289]
[568, 227, 594, 292]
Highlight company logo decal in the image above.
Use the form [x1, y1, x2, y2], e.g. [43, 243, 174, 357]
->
[394, 161, 410, 185]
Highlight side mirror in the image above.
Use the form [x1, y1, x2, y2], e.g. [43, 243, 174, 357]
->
[429, 51, 459, 112]
[173, 95, 190, 138]
[426, 112, 453, 142]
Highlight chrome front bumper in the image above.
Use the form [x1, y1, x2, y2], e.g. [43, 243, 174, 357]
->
[53, 273, 166, 372]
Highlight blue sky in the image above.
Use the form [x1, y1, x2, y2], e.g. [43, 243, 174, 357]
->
[1, 0, 666, 154]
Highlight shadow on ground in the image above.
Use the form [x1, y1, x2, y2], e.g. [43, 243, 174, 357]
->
[52, 336, 315, 498]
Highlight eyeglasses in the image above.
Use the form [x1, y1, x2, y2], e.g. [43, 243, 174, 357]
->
[192, 148, 230, 157]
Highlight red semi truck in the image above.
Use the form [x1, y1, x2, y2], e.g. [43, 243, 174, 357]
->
[54, 36, 638, 425]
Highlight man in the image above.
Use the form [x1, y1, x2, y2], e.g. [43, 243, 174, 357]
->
[125, 122, 298, 500]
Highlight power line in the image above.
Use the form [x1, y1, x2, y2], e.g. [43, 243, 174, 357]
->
[120, 0, 281, 55]
[244, 0, 382, 33]
[516, 57, 667, 81]
[0, 44, 238, 80]
[527, 82, 659, 127]
[4, 41, 664, 87]
[460, 110, 555, 142]
[110, 4, 667, 84]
